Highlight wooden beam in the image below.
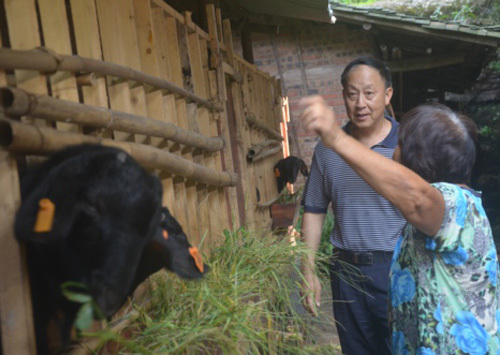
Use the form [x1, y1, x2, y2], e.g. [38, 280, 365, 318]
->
[387, 52, 466, 73]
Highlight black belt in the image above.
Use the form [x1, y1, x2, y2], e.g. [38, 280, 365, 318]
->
[335, 249, 393, 266]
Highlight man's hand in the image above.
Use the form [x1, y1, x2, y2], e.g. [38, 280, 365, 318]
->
[299, 96, 344, 149]
[302, 271, 322, 317]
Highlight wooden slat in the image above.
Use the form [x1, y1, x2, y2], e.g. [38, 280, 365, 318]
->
[255, 75, 271, 228]
[0, 33, 5, 86]
[129, 85, 149, 145]
[164, 15, 200, 245]
[151, 8, 172, 83]
[150, 0, 211, 42]
[0, 149, 37, 355]
[3, 0, 46, 94]
[162, 94, 181, 214]
[239, 65, 259, 228]
[205, 4, 225, 101]
[222, 20, 257, 229]
[38, 0, 81, 134]
[69, 0, 109, 138]
[187, 30, 223, 245]
[146, 5, 179, 214]
[96, 0, 147, 143]
[0, 23, 36, 354]
[200, 37, 230, 234]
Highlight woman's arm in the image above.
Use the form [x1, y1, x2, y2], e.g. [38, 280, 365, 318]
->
[300, 96, 445, 236]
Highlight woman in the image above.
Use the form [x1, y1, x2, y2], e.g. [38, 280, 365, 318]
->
[299, 97, 499, 354]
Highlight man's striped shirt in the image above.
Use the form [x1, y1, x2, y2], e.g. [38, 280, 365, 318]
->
[302, 116, 406, 252]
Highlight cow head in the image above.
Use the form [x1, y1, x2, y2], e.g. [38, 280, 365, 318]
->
[130, 206, 208, 293]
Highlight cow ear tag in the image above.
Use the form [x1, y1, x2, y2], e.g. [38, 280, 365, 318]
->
[34, 198, 55, 233]
[162, 229, 169, 240]
[189, 247, 204, 273]
[274, 168, 280, 178]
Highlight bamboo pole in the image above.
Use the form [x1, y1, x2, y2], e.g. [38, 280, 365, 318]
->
[246, 113, 283, 141]
[246, 139, 282, 161]
[0, 48, 223, 111]
[0, 86, 224, 152]
[250, 145, 282, 163]
[0, 119, 237, 187]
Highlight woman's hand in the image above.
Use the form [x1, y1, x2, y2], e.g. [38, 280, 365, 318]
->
[299, 96, 344, 149]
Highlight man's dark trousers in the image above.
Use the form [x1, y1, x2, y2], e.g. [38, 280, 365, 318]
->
[330, 252, 392, 355]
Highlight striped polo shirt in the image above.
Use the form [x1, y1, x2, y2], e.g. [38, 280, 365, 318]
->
[302, 116, 406, 252]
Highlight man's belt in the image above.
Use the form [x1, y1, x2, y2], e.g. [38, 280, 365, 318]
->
[335, 249, 393, 266]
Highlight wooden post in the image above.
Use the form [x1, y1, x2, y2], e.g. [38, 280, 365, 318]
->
[0, 150, 37, 355]
[0, 24, 36, 355]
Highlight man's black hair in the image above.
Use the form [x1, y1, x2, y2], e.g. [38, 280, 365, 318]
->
[341, 57, 392, 89]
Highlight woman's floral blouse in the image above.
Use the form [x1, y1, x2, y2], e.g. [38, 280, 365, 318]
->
[389, 182, 500, 355]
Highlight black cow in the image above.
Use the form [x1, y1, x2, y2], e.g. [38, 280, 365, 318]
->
[14, 144, 206, 354]
[274, 156, 309, 193]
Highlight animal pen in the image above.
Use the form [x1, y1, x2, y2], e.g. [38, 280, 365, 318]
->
[0, 0, 289, 352]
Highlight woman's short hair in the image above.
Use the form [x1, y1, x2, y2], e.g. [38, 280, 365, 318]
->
[341, 57, 392, 89]
[398, 103, 478, 184]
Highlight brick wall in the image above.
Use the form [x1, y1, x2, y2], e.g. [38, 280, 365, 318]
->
[234, 19, 377, 187]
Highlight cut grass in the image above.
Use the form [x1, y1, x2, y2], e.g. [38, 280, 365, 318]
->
[82, 227, 341, 354]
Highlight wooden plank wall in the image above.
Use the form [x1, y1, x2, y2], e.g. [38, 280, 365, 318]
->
[0, 0, 285, 352]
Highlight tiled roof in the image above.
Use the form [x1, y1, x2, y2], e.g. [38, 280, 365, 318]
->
[328, 2, 500, 47]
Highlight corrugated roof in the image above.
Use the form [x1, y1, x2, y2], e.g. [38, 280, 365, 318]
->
[329, 2, 500, 47]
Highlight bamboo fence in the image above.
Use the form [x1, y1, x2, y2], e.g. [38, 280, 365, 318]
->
[0, 0, 287, 353]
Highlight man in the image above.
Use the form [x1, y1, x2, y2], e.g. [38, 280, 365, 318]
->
[300, 57, 406, 354]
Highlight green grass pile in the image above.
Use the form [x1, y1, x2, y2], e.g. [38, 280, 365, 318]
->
[83, 227, 339, 354]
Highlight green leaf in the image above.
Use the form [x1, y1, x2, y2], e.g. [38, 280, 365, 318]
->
[61, 282, 93, 303]
[75, 303, 94, 331]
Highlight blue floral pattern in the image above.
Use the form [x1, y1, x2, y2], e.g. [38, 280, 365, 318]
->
[391, 263, 416, 307]
[416, 347, 435, 355]
[441, 246, 469, 266]
[389, 183, 500, 354]
[434, 304, 444, 335]
[450, 311, 489, 355]
[393, 331, 410, 355]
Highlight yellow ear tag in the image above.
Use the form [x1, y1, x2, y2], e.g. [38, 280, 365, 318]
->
[274, 168, 280, 178]
[33, 198, 55, 233]
[189, 247, 204, 273]
[162, 230, 169, 240]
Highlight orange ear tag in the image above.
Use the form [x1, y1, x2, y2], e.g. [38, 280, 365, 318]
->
[274, 168, 280, 178]
[162, 229, 169, 240]
[189, 247, 204, 273]
[33, 198, 55, 233]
